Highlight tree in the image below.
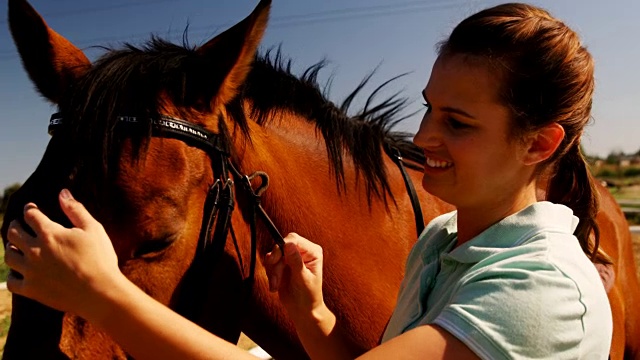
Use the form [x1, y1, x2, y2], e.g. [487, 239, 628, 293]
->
[605, 150, 624, 165]
[0, 183, 21, 214]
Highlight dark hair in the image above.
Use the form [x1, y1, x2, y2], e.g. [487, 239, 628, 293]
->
[438, 3, 609, 263]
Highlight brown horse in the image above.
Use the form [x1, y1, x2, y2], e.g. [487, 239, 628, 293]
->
[1, 0, 639, 359]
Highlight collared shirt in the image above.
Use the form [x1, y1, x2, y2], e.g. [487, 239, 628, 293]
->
[381, 202, 612, 359]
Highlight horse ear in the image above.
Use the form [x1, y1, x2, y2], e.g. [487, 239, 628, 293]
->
[196, 0, 271, 107]
[8, 0, 90, 103]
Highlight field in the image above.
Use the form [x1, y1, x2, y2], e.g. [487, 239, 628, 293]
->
[634, 233, 640, 280]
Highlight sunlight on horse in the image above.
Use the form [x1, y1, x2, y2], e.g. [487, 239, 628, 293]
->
[2, 0, 639, 359]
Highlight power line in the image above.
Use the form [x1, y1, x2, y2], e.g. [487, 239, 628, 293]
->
[0, 0, 178, 25]
[270, 2, 462, 28]
[0, 1, 467, 62]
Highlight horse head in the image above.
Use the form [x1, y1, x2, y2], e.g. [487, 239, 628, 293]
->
[1, 0, 273, 358]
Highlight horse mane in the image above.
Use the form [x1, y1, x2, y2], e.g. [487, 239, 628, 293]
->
[227, 49, 424, 200]
[59, 38, 425, 201]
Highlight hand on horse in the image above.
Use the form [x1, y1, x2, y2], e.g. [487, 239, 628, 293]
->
[4, 189, 124, 321]
[264, 233, 327, 319]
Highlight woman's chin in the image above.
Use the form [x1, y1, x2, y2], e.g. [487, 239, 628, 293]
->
[420, 178, 455, 205]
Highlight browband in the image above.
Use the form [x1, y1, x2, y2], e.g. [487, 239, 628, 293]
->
[48, 113, 229, 156]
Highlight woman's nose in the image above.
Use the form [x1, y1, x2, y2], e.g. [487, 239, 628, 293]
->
[413, 114, 441, 149]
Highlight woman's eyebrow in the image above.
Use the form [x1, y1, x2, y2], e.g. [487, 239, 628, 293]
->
[422, 92, 476, 119]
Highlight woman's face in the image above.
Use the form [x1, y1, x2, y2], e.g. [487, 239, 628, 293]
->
[413, 54, 531, 209]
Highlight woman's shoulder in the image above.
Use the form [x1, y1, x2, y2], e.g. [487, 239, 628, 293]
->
[437, 232, 612, 359]
[419, 211, 457, 244]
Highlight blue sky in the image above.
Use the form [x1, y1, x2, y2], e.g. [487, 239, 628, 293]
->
[1, 0, 639, 190]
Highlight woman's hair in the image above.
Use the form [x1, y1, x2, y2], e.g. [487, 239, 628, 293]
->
[438, 3, 610, 264]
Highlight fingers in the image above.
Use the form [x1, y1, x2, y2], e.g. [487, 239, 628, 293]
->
[265, 255, 285, 292]
[6, 270, 26, 296]
[59, 189, 96, 230]
[264, 233, 324, 292]
[281, 233, 323, 278]
[4, 240, 27, 276]
[5, 222, 30, 290]
[22, 203, 59, 238]
[284, 233, 323, 267]
[6, 220, 33, 251]
[283, 241, 305, 272]
[265, 247, 282, 292]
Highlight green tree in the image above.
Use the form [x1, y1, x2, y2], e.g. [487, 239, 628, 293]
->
[623, 167, 640, 177]
[605, 150, 624, 165]
[0, 183, 21, 214]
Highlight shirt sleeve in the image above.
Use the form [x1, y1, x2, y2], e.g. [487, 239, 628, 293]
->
[430, 251, 587, 360]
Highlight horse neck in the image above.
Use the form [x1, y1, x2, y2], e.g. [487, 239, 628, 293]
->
[228, 108, 367, 235]
[224, 106, 444, 357]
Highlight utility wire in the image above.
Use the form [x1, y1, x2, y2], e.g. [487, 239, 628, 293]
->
[0, 0, 179, 25]
[0, 1, 467, 62]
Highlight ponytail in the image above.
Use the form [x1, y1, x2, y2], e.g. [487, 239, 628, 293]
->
[546, 143, 611, 264]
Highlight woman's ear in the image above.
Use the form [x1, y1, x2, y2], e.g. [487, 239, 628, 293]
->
[522, 123, 565, 166]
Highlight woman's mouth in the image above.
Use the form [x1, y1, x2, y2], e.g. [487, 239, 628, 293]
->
[425, 157, 453, 169]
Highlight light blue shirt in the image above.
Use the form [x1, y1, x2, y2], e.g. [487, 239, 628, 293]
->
[381, 202, 612, 359]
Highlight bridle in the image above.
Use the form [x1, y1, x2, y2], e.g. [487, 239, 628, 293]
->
[48, 113, 286, 292]
[47, 111, 424, 295]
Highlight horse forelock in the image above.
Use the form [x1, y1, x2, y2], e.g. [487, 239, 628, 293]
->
[57, 38, 201, 191]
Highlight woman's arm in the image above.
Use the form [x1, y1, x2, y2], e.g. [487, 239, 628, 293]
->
[5, 190, 258, 360]
[88, 273, 259, 360]
[264, 234, 479, 360]
[5, 190, 478, 360]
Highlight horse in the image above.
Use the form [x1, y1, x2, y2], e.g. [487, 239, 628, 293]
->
[2, 0, 639, 359]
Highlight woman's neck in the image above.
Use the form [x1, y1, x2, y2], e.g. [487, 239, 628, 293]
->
[454, 184, 538, 246]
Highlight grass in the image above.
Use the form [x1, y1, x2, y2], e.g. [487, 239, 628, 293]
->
[0, 212, 8, 351]
[0, 316, 9, 339]
[604, 184, 640, 225]
[0, 248, 6, 284]
[608, 183, 640, 200]
[633, 233, 640, 282]
[0, 215, 6, 284]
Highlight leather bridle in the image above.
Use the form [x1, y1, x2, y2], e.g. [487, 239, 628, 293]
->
[48, 113, 285, 291]
[47, 112, 424, 294]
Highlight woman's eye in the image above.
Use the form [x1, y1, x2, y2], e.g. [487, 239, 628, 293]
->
[422, 102, 431, 113]
[448, 117, 469, 130]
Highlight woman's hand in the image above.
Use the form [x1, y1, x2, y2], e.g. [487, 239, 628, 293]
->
[264, 233, 325, 317]
[4, 189, 124, 319]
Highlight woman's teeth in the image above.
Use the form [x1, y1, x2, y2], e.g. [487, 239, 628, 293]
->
[426, 157, 453, 168]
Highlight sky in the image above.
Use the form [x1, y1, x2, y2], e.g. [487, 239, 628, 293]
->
[1, 0, 639, 191]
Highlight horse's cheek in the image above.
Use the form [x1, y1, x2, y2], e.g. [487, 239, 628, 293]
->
[60, 314, 128, 359]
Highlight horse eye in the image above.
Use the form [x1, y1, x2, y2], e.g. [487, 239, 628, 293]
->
[134, 235, 176, 258]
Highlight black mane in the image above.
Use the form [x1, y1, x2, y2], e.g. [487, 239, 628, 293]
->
[61, 38, 425, 200]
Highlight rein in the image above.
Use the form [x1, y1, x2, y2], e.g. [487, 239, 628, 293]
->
[47, 111, 425, 292]
[384, 145, 425, 237]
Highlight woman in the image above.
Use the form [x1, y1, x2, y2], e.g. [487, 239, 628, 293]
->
[5, 3, 613, 359]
